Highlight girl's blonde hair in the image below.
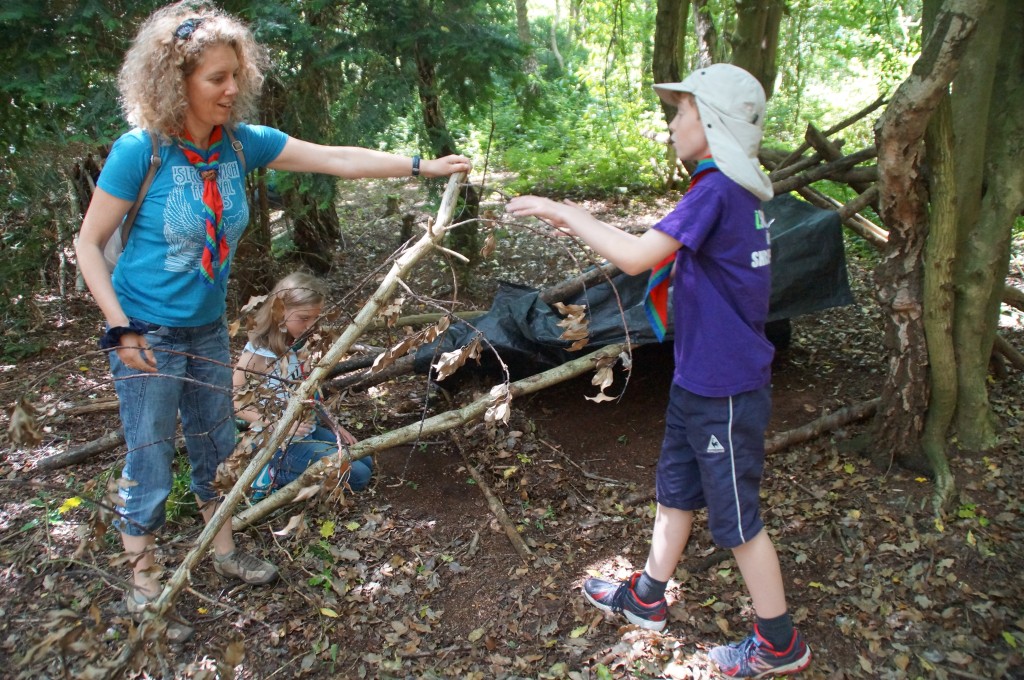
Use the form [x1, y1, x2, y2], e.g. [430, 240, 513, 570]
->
[249, 272, 328, 356]
[118, 1, 268, 136]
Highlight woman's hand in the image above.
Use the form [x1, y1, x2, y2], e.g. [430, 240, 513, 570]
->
[115, 332, 158, 373]
[421, 155, 473, 178]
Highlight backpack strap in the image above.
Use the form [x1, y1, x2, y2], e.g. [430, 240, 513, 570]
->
[118, 130, 162, 247]
[224, 126, 247, 175]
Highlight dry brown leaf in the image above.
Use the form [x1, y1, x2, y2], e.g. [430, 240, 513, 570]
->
[273, 513, 305, 537]
[481, 231, 497, 259]
[432, 335, 482, 381]
[8, 397, 41, 446]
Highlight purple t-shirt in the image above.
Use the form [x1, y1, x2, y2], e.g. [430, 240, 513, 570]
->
[653, 171, 774, 397]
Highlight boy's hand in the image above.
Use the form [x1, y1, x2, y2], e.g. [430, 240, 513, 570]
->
[506, 195, 587, 236]
[116, 333, 158, 373]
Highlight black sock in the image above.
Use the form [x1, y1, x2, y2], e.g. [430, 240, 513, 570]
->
[633, 571, 667, 603]
[756, 611, 794, 650]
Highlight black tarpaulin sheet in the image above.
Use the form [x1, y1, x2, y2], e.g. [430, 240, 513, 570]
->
[414, 193, 854, 379]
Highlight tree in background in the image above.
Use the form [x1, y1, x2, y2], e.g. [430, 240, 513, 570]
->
[229, 0, 348, 277]
[0, 1, 162, 359]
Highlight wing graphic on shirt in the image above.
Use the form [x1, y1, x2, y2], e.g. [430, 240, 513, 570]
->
[163, 185, 204, 272]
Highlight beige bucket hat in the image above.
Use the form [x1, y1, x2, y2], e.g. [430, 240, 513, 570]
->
[654, 64, 773, 201]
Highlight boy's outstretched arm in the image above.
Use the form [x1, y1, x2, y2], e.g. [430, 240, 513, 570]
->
[506, 195, 680, 275]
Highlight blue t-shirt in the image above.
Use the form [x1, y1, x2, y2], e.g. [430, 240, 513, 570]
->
[244, 341, 301, 406]
[97, 124, 289, 326]
[653, 171, 774, 397]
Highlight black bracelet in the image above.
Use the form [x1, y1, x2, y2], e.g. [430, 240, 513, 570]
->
[99, 320, 150, 350]
[412, 155, 421, 177]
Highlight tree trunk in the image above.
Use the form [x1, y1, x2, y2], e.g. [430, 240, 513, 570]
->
[514, 0, 538, 75]
[413, 45, 480, 283]
[652, 0, 688, 188]
[731, 0, 783, 98]
[921, 93, 957, 508]
[691, 0, 717, 67]
[289, 176, 342, 274]
[872, 1, 987, 471]
[271, 7, 342, 275]
[951, 0, 1020, 449]
[652, 0, 686, 122]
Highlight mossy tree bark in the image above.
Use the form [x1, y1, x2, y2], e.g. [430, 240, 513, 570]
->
[950, 1, 1024, 449]
[921, 93, 957, 508]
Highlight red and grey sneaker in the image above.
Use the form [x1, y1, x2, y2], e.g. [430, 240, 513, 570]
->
[709, 625, 812, 678]
[582, 572, 668, 632]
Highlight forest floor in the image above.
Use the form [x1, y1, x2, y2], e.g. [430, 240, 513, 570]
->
[1, 177, 1023, 679]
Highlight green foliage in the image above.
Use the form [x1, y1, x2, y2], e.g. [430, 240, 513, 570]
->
[165, 453, 198, 522]
[0, 0, 934, 332]
[769, 0, 922, 148]
[0, 148, 79, 361]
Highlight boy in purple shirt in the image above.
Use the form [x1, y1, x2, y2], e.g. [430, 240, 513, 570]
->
[506, 64, 810, 678]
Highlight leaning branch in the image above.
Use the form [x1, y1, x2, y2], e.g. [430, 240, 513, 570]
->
[772, 95, 887, 171]
[109, 174, 469, 679]
[450, 430, 533, 563]
[771, 147, 878, 195]
[235, 342, 628, 528]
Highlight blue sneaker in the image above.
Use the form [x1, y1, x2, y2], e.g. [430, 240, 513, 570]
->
[709, 625, 811, 678]
[251, 463, 274, 501]
[582, 572, 668, 632]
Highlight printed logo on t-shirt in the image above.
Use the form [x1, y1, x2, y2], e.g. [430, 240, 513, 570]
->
[163, 160, 248, 273]
[706, 434, 726, 454]
[750, 209, 772, 268]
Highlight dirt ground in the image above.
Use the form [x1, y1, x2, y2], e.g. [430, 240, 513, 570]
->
[1, 182, 1023, 679]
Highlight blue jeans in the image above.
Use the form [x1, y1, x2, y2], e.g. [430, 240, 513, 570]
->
[109, 318, 236, 536]
[270, 425, 373, 492]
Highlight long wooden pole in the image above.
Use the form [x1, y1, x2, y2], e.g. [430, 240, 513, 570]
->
[105, 173, 467, 675]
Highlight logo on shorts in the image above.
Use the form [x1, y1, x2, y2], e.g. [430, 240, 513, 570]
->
[706, 435, 725, 454]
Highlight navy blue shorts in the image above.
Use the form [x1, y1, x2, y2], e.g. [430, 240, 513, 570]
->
[655, 384, 771, 549]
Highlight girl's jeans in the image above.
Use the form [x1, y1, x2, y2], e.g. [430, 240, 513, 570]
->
[273, 425, 373, 491]
[252, 425, 374, 500]
[109, 318, 236, 536]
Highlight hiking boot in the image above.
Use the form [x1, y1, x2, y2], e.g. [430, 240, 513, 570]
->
[212, 549, 279, 585]
[125, 589, 194, 644]
[709, 625, 812, 678]
[582, 572, 668, 632]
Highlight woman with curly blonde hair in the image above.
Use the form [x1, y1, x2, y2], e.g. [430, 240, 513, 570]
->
[75, 0, 470, 643]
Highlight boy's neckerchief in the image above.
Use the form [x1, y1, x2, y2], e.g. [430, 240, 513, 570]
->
[643, 157, 719, 341]
[177, 125, 228, 285]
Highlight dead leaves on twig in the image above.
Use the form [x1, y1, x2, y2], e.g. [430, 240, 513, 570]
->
[373, 316, 451, 371]
[8, 397, 41, 446]
[431, 334, 483, 382]
[553, 302, 590, 352]
[586, 350, 631, 403]
[484, 384, 512, 427]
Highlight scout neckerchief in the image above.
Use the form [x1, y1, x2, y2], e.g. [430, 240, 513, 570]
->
[177, 125, 228, 284]
[643, 156, 719, 341]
